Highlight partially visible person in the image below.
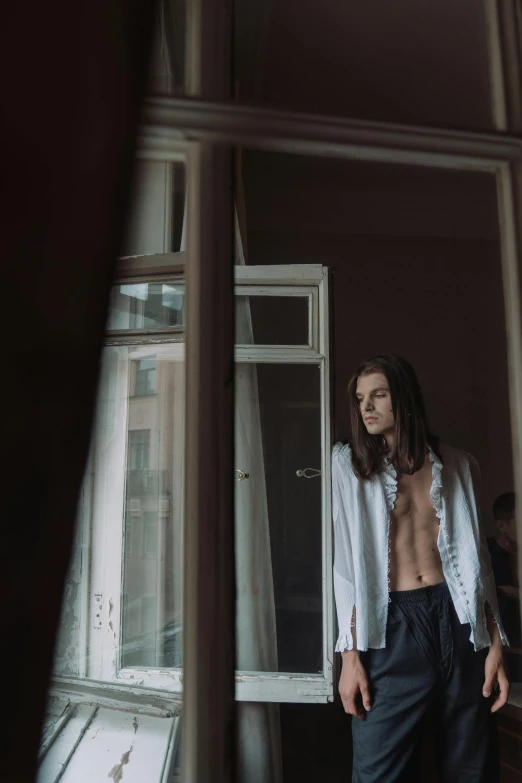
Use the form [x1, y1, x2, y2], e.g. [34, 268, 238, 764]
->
[488, 493, 521, 651]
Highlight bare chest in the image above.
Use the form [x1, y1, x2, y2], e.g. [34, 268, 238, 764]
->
[392, 462, 438, 528]
[388, 460, 444, 588]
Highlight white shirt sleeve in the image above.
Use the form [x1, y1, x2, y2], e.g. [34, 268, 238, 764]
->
[332, 445, 357, 651]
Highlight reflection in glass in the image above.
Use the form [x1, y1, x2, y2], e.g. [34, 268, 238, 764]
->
[122, 161, 185, 257]
[235, 362, 322, 674]
[53, 345, 185, 677]
[235, 295, 310, 345]
[121, 348, 185, 669]
[134, 359, 157, 397]
[147, 1, 186, 96]
[106, 282, 185, 331]
[234, 2, 492, 128]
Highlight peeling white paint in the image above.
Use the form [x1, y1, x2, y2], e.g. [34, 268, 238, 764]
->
[108, 745, 133, 782]
[38, 698, 177, 783]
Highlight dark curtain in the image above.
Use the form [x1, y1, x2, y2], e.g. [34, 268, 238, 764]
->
[0, 2, 158, 780]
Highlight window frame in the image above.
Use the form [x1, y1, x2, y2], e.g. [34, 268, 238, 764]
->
[82, 260, 334, 703]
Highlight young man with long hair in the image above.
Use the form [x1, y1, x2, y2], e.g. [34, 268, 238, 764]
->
[333, 355, 510, 782]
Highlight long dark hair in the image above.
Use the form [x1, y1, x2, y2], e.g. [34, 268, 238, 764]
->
[347, 355, 441, 480]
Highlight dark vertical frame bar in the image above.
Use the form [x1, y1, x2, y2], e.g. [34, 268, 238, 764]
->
[183, 1, 234, 781]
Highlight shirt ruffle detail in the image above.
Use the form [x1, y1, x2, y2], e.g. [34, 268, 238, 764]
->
[335, 633, 354, 653]
[429, 449, 443, 521]
[383, 460, 398, 509]
[383, 460, 398, 602]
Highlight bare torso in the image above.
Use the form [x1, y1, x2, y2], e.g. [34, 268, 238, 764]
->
[388, 456, 446, 591]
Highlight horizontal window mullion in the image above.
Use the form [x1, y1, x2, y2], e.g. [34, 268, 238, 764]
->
[115, 668, 332, 703]
[114, 263, 185, 282]
[235, 285, 312, 297]
[140, 97, 522, 170]
[235, 674, 332, 704]
[235, 264, 324, 285]
[105, 332, 185, 347]
[234, 347, 323, 362]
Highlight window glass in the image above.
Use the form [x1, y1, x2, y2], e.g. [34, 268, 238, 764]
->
[134, 359, 157, 397]
[121, 347, 185, 670]
[235, 295, 309, 345]
[107, 282, 185, 331]
[235, 362, 323, 674]
[122, 161, 185, 257]
[145, 0, 493, 129]
[146, 1, 186, 96]
[52, 343, 185, 679]
[234, 1, 493, 128]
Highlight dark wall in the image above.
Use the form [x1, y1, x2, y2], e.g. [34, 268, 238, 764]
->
[243, 151, 514, 536]
[235, 0, 493, 129]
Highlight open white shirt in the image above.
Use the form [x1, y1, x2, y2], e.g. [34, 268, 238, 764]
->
[332, 442, 509, 652]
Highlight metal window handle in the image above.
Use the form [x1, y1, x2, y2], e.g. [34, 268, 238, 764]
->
[296, 468, 322, 479]
[235, 469, 250, 481]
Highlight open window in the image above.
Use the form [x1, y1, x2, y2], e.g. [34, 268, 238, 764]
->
[52, 253, 333, 703]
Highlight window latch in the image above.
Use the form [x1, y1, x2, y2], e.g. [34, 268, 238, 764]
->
[296, 468, 322, 479]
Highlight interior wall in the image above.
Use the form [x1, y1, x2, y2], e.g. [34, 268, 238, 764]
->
[235, 0, 493, 129]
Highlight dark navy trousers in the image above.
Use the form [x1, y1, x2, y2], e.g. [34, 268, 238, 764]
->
[352, 582, 499, 782]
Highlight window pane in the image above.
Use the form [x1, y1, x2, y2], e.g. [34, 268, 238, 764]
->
[146, 2, 186, 96]
[121, 348, 185, 669]
[106, 282, 185, 331]
[234, 2, 493, 128]
[52, 344, 185, 679]
[134, 359, 157, 396]
[235, 295, 309, 345]
[235, 363, 322, 674]
[122, 161, 185, 257]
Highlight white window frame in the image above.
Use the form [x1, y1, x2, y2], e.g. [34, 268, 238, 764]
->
[79, 259, 333, 703]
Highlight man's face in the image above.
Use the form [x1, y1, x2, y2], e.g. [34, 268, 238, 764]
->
[355, 372, 395, 438]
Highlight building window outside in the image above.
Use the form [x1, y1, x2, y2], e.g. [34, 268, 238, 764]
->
[143, 511, 158, 557]
[134, 358, 156, 396]
[128, 429, 150, 470]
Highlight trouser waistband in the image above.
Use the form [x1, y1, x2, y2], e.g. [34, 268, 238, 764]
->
[388, 581, 449, 604]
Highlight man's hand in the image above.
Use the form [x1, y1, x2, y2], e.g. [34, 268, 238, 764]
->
[483, 644, 510, 713]
[339, 650, 372, 719]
